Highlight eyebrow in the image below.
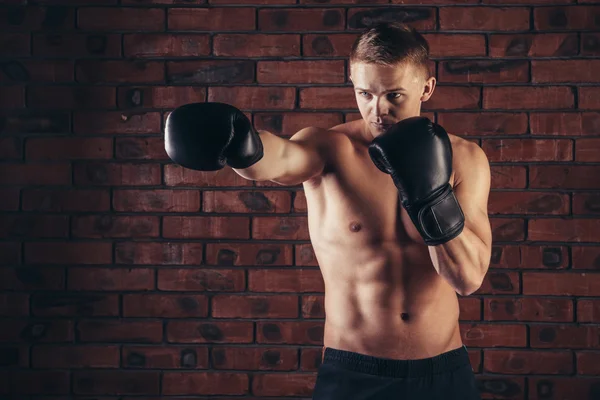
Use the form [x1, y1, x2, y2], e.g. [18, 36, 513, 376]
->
[354, 87, 407, 93]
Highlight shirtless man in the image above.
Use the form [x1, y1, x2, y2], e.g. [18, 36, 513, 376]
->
[165, 23, 491, 400]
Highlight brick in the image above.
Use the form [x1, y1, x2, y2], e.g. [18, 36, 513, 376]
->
[0, 6, 76, 32]
[574, 193, 600, 215]
[74, 111, 161, 134]
[72, 215, 159, 238]
[22, 188, 109, 212]
[205, 243, 293, 266]
[209, 87, 296, 110]
[163, 216, 250, 239]
[167, 321, 253, 343]
[572, 246, 600, 270]
[25, 242, 111, 264]
[124, 33, 210, 57]
[530, 325, 600, 349]
[0, 267, 66, 290]
[253, 373, 315, 397]
[476, 271, 520, 294]
[0, 33, 30, 56]
[425, 33, 486, 57]
[167, 60, 254, 85]
[484, 297, 573, 322]
[293, 191, 307, 213]
[534, 60, 600, 83]
[248, 269, 324, 292]
[254, 112, 343, 136]
[158, 269, 245, 292]
[212, 0, 294, 3]
[252, 217, 309, 240]
[116, 242, 203, 265]
[10, 371, 69, 395]
[26, 137, 113, 160]
[78, 7, 165, 31]
[212, 347, 298, 370]
[484, 350, 573, 374]
[76, 60, 164, 83]
[483, 0, 573, 3]
[530, 112, 600, 136]
[258, 61, 345, 84]
[482, 139, 572, 162]
[164, 164, 252, 187]
[0, 215, 68, 238]
[490, 218, 525, 242]
[0, 293, 28, 316]
[347, 8, 436, 31]
[302, 295, 325, 318]
[439, 60, 529, 84]
[74, 162, 160, 186]
[212, 294, 298, 318]
[257, 321, 323, 344]
[0, 188, 20, 210]
[535, 6, 600, 30]
[578, 299, 600, 322]
[577, 352, 600, 375]
[529, 219, 600, 242]
[215, 34, 300, 57]
[438, 112, 527, 136]
[489, 33, 578, 57]
[488, 191, 569, 215]
[1, 60, 74, 83]
[393, 0, 478, 3]
[122, 345, 209, 369]
[582, 33, 600, 56]
[162, 372, 249, 395]
[73, 370, 160, 394]
[484, 86, 574, 110]
[510, 245, 570, 270]
[0, 163, 70, 185]
[113, 190, 200, 212]
[0, 137, 21, 159]
[169, 8, 255, 31]
[576, 138, 600, 162]
[579, 87, 600, 110]
[530, 166, 600, 189]
[259, 8, 344, 31]
[306, 34, 357, 59]
[115, 137, 168, 160]
[0, 319, 73, 343]
[440, 7, 529, 31]
[69, 267, 154, 290]
[122, 0, 202, 3]
[33, 33, 121, 57]
[118, 86, 205, 109]
[28, 86, 116, 109]
[299, 87, 356, 110]
[203, 190, 291, 213]
[525, 272, 600, 296]
[0, 111, 69, 134]
[295, 244, 318, 266]
[0, 86, 25, 108]
[123, 294, 208, 318]
[31, 292, 119, 316]
[460, 324, 526, 347]
[32, 345, 119, 368]
[490, 166, 527, 189]
[422, 86, 480, 110]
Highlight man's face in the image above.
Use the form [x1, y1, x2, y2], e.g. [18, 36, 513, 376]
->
[349, 61, 435, 137]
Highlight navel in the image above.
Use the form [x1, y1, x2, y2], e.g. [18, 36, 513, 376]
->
[349, 221, 362, 232]
[401, 313, 410, 321]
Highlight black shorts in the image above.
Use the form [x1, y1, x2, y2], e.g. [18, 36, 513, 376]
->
[312, 345, 481, 400]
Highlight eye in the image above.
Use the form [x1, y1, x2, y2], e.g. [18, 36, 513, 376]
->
[359, 91, 371, 98]
[387, 93, 402, 100]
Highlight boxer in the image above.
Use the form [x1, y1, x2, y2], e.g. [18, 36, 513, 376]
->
[165, 22, 490, 400]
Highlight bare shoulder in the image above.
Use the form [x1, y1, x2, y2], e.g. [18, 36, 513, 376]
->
[448, 134, 490, 186]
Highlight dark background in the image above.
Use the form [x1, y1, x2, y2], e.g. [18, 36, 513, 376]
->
[1, 0, 599, 399]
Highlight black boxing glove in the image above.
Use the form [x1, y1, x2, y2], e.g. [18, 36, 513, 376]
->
[368, 117, 465, 246]
[165, 102, 263, 171]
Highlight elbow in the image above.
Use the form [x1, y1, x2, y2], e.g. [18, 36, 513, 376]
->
[456, 269, 486, 297]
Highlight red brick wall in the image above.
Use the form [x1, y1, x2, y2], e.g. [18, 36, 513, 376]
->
[1, 1, 599, 399]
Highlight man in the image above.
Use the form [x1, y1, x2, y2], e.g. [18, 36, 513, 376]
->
[165, 22, 491, 400]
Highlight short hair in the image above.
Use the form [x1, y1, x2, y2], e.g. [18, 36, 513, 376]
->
[349, 22, 431, 80]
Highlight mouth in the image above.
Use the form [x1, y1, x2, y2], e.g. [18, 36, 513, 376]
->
[371, 122, 393, 130]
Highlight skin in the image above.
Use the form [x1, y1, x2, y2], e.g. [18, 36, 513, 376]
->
[235, 61, 492, 360]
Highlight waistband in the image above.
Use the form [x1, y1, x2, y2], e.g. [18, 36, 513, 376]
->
[322, 345, 471, 378]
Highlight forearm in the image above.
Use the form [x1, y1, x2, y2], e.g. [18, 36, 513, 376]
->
[232, 130, 288, 181]
[428, 225, 490, 296]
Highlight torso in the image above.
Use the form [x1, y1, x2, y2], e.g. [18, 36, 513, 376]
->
[304, 119, 466, 360]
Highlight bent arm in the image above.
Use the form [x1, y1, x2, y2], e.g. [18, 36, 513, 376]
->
[232, 127, 328, 186]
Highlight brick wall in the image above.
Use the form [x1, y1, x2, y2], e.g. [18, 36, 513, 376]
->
[1, 0, 599, 399]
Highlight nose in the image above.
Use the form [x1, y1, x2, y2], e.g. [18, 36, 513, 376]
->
[372, 97, 390, 120]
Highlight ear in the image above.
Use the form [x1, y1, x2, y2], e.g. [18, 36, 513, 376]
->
[420, 77, 436, 102]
